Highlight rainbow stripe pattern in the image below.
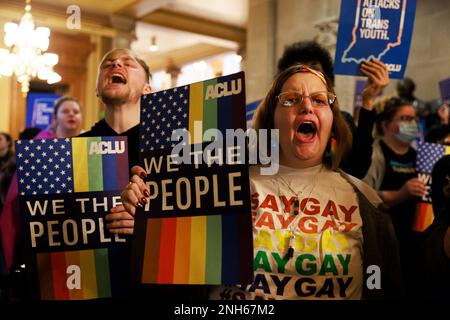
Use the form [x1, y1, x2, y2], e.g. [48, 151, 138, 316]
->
[412, 203, 435, 232]
[137, 72, 253, 285]
[36, 249, 110, 300]
[72, 136, 129, 192]
[139, 213, 251, 285]
[16, 136, 129, 299]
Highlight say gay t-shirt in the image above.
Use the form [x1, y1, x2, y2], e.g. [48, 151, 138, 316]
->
[211, 165, 364, 300]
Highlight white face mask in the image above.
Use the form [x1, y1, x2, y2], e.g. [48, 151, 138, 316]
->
[396, 121, 418, 143]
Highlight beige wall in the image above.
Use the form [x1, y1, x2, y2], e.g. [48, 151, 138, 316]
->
[407, 0, 450, 101]
[246, 0, 450, 111]
[245, 0, 277, 103]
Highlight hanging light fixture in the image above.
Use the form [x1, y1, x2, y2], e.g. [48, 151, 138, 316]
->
[0, 0, 61, 96]
[149, 36, 158, 52]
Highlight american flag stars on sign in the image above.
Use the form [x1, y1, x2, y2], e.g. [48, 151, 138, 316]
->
[139, 86, 189, 153]
[416, 142, 446, 174]
[16, 138, 74, 195]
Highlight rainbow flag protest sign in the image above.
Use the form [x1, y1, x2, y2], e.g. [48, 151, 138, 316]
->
[133, 72, 253, 285]
[16, 137, 130, 300]
[412, 142, 450, 231]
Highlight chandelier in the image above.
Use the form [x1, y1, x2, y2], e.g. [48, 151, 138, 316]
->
[0, 0, 61, 96]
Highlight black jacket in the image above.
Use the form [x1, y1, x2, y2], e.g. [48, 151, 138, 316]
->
[341, 108, 376, 179]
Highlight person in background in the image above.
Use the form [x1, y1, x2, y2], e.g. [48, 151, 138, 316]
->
[396, 77, 431, 137]
[0, 133, 13, 169]
[277, 41, 389, 179]
[425, 103, 450, 145]
[0, 96, 82, 300]
[363, 97, 426, 295]
[415, 155, 450, 299]
[396, 77, 429, 120]
[0, 132, 14, 212]
[122, 65, 402, 299]
[436, 102, 449, 126]
[0, 132, 14, 301]
[0, 128, 41, 300]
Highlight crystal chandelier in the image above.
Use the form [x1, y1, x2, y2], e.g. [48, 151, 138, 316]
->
[0, 0, 61, 96]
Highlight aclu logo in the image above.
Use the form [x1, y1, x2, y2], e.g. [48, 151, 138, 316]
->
[205, 79, 242, 100]
[385, 63, 402, 72]
[89, 141, 125, 155]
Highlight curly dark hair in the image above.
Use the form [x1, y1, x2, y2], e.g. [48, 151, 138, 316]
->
[277, 41, 335, 86]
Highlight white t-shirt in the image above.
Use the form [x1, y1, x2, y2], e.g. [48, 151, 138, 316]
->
[210, 164, 364, 300]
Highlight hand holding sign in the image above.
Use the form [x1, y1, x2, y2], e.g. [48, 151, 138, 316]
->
[120, 166, 149, 219]
[105, 204, 135, 235]
[360, 59, 389, 110]
[401, 177, 426, 199]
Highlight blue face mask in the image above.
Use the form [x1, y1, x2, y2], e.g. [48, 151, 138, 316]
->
[396, 121, 418, 143]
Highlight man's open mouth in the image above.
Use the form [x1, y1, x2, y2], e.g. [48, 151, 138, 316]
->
[111, 73, 127, 84]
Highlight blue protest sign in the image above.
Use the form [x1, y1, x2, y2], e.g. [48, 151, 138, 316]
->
[246, 99, 260, 129]
[334, 0, 416, 79]
[26, 93, 61, 130]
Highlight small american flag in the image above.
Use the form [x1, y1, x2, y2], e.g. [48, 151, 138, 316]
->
[16, 138, 74, 195]
[139, 72, 246, 154]
[416, 142, 450, 174]
[414, 142, 450, 232]
[139, 86, 189, 153]
[16, 137, 129, 196]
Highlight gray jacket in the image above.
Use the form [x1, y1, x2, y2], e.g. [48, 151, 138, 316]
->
[340, 170, 404, 299]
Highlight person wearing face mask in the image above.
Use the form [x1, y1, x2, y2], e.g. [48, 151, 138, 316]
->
[363, 97, 426, 296]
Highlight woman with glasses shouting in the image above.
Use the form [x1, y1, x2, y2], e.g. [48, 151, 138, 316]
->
[121, 65, 402, 300]
[227, 64, 402, 300]
[363, 97, 426, 297]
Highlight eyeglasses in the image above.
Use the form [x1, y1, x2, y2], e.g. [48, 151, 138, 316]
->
[395, 115, 418, 122]
[277, 91, 336, 108]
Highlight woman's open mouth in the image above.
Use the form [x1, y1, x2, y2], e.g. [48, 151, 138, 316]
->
[296, 121, 317, 142]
